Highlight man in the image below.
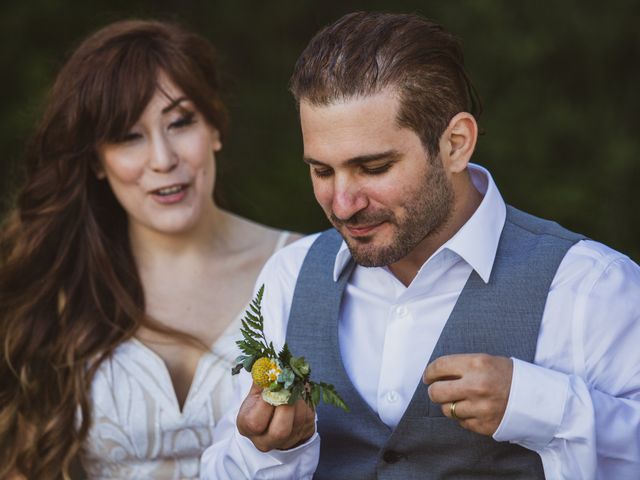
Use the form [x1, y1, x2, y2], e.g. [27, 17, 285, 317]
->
[202, 11, 640, 479]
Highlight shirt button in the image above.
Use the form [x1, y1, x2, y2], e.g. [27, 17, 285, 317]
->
[395, 305, 408, 317]
[386, 390, 399, 403]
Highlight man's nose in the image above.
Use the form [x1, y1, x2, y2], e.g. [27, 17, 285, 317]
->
[331, 178, 368, 221]
[149, 134, 178, 173]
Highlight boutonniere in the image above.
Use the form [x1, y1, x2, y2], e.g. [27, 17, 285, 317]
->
[232, 286, 348, 412]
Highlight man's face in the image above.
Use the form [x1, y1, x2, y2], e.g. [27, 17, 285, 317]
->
[300, 89, 454, 267]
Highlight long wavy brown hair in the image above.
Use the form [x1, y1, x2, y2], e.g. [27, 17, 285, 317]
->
[0, 19, 229, 479]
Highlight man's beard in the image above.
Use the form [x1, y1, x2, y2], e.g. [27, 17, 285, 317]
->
[330, 161, 454, 267]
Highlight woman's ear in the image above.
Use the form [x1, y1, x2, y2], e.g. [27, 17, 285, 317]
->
[211, 127, 222, 152]
[439, 112, 478, 174]
[92, 159, 106, 180]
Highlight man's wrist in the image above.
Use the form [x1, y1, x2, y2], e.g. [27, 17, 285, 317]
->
[493, 358, 570, 450]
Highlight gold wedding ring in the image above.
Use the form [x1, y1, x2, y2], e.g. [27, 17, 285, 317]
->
[450, 401, 459, 420]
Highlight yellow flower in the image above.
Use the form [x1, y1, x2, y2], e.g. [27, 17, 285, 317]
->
[251, 357, 281, 388]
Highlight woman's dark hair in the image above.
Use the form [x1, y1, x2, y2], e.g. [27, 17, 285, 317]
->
[0, 19, 228, 479]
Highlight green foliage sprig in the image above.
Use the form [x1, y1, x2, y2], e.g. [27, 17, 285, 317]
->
[232, 285, 348, 412]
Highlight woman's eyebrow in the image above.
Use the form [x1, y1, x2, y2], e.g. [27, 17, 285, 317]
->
[161, 96, 188, 114]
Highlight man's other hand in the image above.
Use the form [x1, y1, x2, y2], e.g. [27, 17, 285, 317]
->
[424, 353, 513, 436]
[237, 382, 316, 452]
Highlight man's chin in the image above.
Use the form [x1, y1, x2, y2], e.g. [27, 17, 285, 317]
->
[349, 249, 389, 267]
[343, 239, 393, 267]
[344, 232, 374, 245]
[332, 223, 403, 266]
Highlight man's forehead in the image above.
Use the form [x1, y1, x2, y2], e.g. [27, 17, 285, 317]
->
[299, 90, 404, 137]
[299, 90, 425, 166]
[300, 88, 401, 114]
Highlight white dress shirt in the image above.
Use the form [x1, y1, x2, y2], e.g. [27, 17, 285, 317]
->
[201, 164, 640, 480]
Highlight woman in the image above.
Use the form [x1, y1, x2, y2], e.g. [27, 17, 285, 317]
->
[0, 20, 299, 479]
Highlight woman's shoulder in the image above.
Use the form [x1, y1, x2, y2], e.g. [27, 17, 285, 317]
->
[256, 232, 322, 287]
[221, 210, 302, 254]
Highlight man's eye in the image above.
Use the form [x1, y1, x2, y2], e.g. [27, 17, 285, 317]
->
[362, 163, 391, 175]
[312, 168, 333, 178]
[170, 112, 195, 129]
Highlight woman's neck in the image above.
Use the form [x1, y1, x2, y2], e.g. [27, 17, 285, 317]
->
[128, 203, 236, 269]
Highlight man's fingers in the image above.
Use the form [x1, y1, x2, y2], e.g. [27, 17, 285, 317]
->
[238, 402, 275, 437]
[255, 401, 314, 451]
[246, 404, 295, 452]
[442, 400, 469, 420]
[293, 399, 310, 429]
[267, 404, 296, 443]
[279, 400, 316, 450]
[237, 386, 275, 437]
[238, 387, 318, 452]
[294, 400, 316, 441]
[423, 354, 473, 384]
[424, 354, 514, 437]
[248, 382, 264, 396]
[427, 378, 467, 404]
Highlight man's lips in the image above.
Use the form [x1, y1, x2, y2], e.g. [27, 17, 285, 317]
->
[344, 222, 385, 237]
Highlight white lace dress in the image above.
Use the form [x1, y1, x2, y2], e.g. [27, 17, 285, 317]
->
[80, 233, 290, 479]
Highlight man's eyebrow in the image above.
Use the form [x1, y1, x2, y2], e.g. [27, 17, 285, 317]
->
[161, 96, 188, 114]
[303, 150, 401, 166]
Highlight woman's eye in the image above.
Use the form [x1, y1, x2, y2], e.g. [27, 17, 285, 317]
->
[170, 112, 195, 129]
[118, 132, 142, 143]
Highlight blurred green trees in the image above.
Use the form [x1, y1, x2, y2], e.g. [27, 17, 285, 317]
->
[1, 0, 638, 260]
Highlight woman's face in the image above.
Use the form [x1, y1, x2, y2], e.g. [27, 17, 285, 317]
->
[97, 76, 222, 238]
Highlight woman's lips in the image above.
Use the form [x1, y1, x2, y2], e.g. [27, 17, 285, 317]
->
[150, 184, 188, 204]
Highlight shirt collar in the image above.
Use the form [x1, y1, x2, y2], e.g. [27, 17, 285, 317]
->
[332, 163, 506, 284]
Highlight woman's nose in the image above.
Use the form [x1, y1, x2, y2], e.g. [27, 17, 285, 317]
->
[149, 134, 178, 173]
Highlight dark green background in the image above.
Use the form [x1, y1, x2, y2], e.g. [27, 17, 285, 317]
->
[2, 0, 638, 261]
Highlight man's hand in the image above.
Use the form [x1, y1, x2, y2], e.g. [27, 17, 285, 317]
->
[424, 353, 513, 436]
[237, 383, 316, 452]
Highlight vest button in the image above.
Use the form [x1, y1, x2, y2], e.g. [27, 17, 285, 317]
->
[382, 450, 405, 464]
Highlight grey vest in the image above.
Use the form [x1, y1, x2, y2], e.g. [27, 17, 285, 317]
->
[286, 206, 585, 479]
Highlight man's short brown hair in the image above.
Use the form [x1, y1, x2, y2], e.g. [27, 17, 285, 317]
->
[289, 11, 482, 158]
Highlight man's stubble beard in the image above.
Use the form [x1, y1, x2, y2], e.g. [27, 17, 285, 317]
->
[330, 160, 454, 267]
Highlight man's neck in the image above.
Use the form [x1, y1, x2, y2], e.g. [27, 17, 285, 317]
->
[388, 171, 483, 286]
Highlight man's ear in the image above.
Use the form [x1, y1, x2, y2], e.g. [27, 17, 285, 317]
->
[439, 112, 478, 174]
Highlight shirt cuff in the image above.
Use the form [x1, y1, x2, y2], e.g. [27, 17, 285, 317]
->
[235, 425, 320, 459]
[493, 357, 570, 450]
[233, 426, 320, 479]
